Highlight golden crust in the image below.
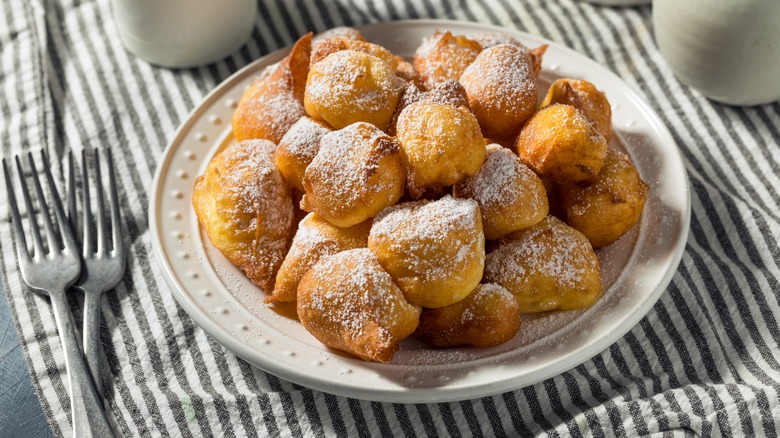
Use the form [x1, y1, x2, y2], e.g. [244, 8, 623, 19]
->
[413, 31, 482, 89]
[275, 116, 332, 192]
[460, 44, 538, 139]
[269, 213, 371, 303]
[301, 122, 406, 227]
[232, 33, 312, 144]
[414, 283, 520, 347]
[297, 248, 421, 363]
[484, 215, 601, 313]
[560, 149, 648, 247]
[304, 50, 404, 131]
[192, 140, 295, 291]
[515, 104, 608, 185]
[396, 101, 485, 198]
[542, 78, 613, 143]
[454, 144, 548, 240]
[368, 196, 485, 308]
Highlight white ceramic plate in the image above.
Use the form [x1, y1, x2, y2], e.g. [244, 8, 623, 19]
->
[150, 20, 690, 404]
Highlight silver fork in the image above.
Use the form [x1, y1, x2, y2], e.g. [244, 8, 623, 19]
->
[67, 147, 126, 402]
[3, 151, 114, 437]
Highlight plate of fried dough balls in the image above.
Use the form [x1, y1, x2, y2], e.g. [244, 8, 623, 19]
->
[151, 20, 690, 403]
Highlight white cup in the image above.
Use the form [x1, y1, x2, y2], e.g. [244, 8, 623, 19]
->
[112, 0, 257, 68]
[653, 0, 780, 106]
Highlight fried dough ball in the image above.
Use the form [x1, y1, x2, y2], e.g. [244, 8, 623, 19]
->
[192, 139, 294, 291]
[483, 215, 601, 313]
[304, 50, 404, 131]
[301, 122, 406, 227]
[233, 33, 311, 144]
[515, 104, 608, 185]
[413, 31, 482, 89]
[313, 26, 366, 42]
[268, 213, 371, 303]
[468, 33, 547, 77]
[389, 79, 470, 135]
[560, 149, 649, 247]
[414, 283, 521, 348]
[396, 101, 485, 198]
[297, 248, 421, 363]
[310, 37, 398, 70]
[542, 79, 613, 143]
[368, 196, 485, 308]
[454, 144, 548, 240]
[460, 44, 537, 139]
[275, 116, 332, 192]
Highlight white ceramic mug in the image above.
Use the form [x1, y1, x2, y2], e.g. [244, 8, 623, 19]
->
[653, 0, 780, 106]
[112, 0, 257, 68]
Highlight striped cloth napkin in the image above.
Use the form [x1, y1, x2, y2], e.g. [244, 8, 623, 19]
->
[2, 0, 779, 436]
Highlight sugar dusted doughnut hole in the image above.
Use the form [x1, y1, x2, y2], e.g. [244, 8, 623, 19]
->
[297, 248, 421, 363]
[483, 215, 601, 313]
[232, 33, 311, 143]
[393, 56, 424, 89]
[460, 44, 537, 139]
[454, 144, 548, 240]
[414, 283, 521, 348]
[304, 50, 404, 131]
[389, 79, 470, 136]
[310, 37, 398, 70]
[396, 101, 485, 198]
[413, 31, 482, 89]
[192, 140, 294, 291]
[515, 104, 608, 185]
[560, 149, 648, 248]
[368, 196, 485, 309]
[542, 78, 613, 143]
[301, 122, 406, 227]
[275, 116, 332, 192]
[268, 213, 371, 303]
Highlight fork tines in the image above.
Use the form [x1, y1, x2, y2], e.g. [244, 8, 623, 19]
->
[3, 151, 79, 263]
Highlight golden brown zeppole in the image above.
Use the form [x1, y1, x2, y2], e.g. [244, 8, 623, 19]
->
[297, 248, 421, 363]
[395, 101, 485, 198]
[195, 26, 651, 363]
[542, 78, 613, 143]
[460, 44, 538, 140]
[192, 139, 294, 291]
[368, 195, 485, 309]
[414, 283, 521, 347]
[559, 149, 648, 247]
[304, 50, 404, 131]
[274, 116, 332, 192]
[413, 31, 482, 89]
[483, 215, 601, 313]
[454, 144, 548, 240]
[232, 33, 312, 144]
[301, 122, 406, 227]
[515, 103, 608, 185]
[313, 26, 366, 42]
[268, 213, 371, 303]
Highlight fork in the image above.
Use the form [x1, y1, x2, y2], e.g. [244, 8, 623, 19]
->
[67, 147, 126, 402]
[3, 151, 114, 437]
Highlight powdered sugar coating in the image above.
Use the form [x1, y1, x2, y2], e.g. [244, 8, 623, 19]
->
[454, 144, 548, 240]
[301, 122, 405, 227]
[369, 195, 486, 308]
[483, 216, 601, 313]
[460, 44, 537, 139]
[413, 31, 482, 90]
[192, 139, 294, 291]
[297, 248, 421, 363]
[275, 116, 332, 191]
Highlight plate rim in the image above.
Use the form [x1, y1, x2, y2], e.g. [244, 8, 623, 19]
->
[150, 19, 691, 403]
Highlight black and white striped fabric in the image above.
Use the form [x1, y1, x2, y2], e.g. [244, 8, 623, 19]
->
[2, 0, 779, 436]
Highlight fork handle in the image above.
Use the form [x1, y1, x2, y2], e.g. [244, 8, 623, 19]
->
[82, 290, 104, 401]
[49, 290, 115, 438]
